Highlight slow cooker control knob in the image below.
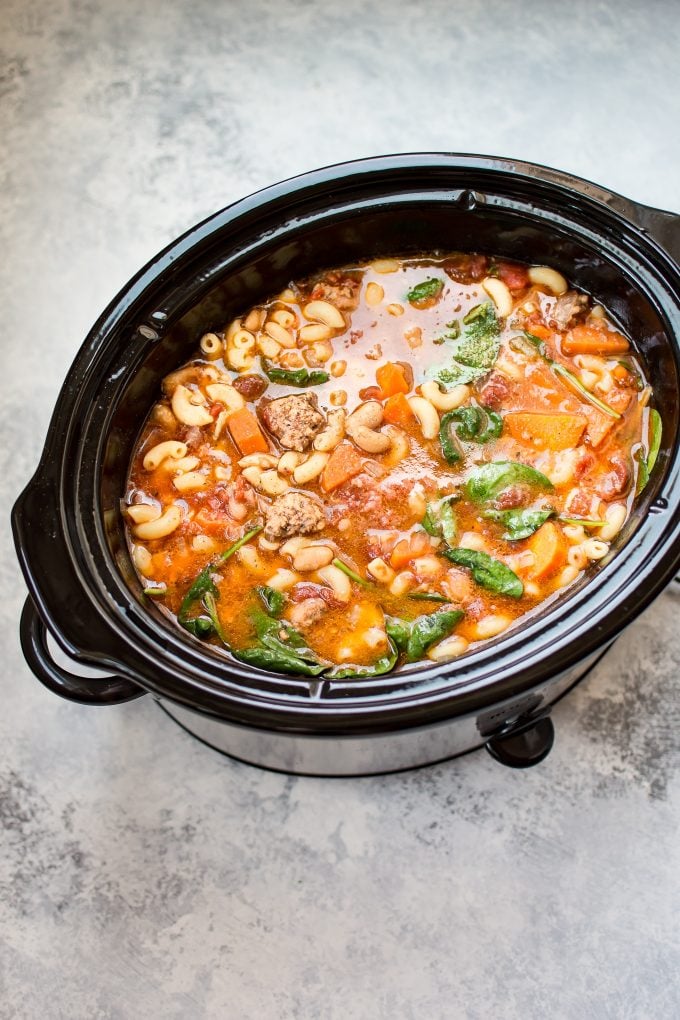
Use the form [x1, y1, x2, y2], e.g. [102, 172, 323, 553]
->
[484, 714, 555, 769]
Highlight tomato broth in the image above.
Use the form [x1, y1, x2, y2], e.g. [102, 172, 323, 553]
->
[122, 254, 657, 678]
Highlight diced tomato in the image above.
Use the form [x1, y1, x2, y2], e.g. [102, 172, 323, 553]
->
[497, 261, 530, 293]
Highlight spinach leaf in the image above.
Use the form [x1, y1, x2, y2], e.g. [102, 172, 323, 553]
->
[421, 496, 458, 547]
[234, 646, 327, 676]
[475, 409, 503, 443]
[178, 564, 220, 632]
[178, 526, 262, 640]
[442, 548, 524, 599]
[484, 507, 555, 541]
[459, 303, 502, 355]
[406, 278, 444, 304]
[238, 609, 326, 675]
[203, 591, 228, 644]
[439, 406, 503, 462]
[421, 505, 441, 536]
[447, 406, 484, 442]
[406, 610, 464, 661]
[636, 408, 662, 494]
[386, 610, 464, 662]
[253, 611, 312, 654]
[465, 461, 554, 503]
[426, 302, 501, 389]
[408, 592, 450, 603]
[385, 616, 411, 652]
[646, 407, 662, 471]
[261, 359, 329, 387]
[256, 585, 286, 617]
[325, 638, 399, 679]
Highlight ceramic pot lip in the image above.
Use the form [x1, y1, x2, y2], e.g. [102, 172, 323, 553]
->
[12, 153, 680, 732]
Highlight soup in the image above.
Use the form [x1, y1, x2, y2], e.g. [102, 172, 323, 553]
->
[122, 254, 659, 678]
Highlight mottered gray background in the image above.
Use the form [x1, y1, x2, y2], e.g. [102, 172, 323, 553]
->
[2, 1, 679, 1017]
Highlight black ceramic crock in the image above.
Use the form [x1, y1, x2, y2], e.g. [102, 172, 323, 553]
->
[12, 154, 680, 775]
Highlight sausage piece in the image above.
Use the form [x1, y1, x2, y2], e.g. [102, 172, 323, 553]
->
[263, 492, 326, 541]
[261, 394, 325, 452]
[288, 597, 327, 629]
[309, 271, 361, 311]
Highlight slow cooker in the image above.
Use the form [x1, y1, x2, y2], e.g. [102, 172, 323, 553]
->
[12, 154, 680, 774]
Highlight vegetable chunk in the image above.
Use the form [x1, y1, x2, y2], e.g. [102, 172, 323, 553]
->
[562, 325, 630, 356]
[527, 521, 568, 580]
[504, 411, 587, 451]
[321, 443, 364, 492]
[376, 362, 410, 398]
[227, 408, 269, 456]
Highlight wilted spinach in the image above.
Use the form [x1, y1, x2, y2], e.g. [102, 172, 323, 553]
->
[406, 277, 444, 305]
[256, 585, 286, 617]
[439, 405, 503, 463]
[426, 302, 501, 388]
[234, 609, 326, 676]
[465, 461, 554, 504]
[442, 547, 524, 599]
[386, 609, 464, 662]
[484, 507, 555, 541]
[325, 638, 399, 679]
[422, 495, 458, 547]
[332, 558, 373, 587]
[262, 359, 329, 387]
[636, 408, 662, 494]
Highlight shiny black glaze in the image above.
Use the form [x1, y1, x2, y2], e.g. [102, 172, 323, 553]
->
[11, 154, 680, 738]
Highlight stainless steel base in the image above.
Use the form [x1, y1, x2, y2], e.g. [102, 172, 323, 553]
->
[156, 652, 602, 775]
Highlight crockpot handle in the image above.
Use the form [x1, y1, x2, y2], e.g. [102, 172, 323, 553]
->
[20, 598, 146, 706]
[484, 714, 555, 768]
[627, 202, 680, 266]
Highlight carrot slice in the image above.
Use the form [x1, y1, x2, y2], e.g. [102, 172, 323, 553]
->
[321, 443, 364, 492]
[389, 531, 430, 569]
[525, 323, 552, 340]
[227, 407, 269, 456]
[562, 324, 630, 356]
[528, 521, 568, 580]
[376, 362, 410, 398]
[383, 392, 415, 426]
[504, 411, 587, 451]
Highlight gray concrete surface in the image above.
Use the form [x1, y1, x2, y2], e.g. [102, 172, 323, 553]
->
[2, 1, 679, 1017]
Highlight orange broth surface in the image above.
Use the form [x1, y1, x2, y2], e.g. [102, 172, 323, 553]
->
[123, 254, 655, 677]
